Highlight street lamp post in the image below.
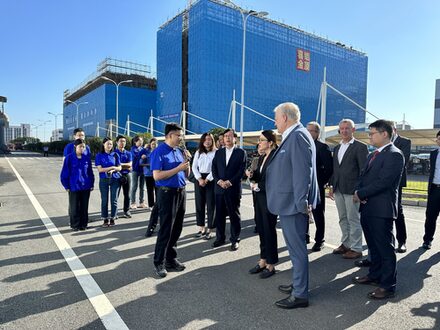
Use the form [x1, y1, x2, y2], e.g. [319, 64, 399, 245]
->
[48, 112, 63, 141]
[101, 77, 133, 136]
[225, 0, 268, 148]
[37, 120, 51, 142]
[66, 100, 89, 129]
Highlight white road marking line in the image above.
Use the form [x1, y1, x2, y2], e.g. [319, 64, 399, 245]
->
[6, 158, 128, 330]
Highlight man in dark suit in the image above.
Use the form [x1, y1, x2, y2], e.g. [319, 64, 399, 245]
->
[211, 128, 247, 251]
[391, 124, 411, 253]
[306, 121, 333, 251]
[352, 119, 404, 299]
[266, 102, 319, 309]
[329, 119, 368, 259]
[422, 130, 440, 249]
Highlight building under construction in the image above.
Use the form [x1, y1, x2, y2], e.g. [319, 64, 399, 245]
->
[156, 0, 368, 134]
[63, 58, 157, 139]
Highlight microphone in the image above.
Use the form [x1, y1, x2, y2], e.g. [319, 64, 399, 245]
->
[179, 143, 192, 162]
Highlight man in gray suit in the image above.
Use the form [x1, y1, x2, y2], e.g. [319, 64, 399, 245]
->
[266, 102, 318, 309]
[329, 119, 368, 259]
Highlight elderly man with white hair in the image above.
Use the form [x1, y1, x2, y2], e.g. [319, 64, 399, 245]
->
[266, 102, 318, 309]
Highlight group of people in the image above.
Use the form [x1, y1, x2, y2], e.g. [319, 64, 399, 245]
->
[60, 128, 158, 230]
[59, 103, 440, 309]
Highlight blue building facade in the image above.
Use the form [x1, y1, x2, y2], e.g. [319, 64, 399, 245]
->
[63, 84, 156, 140]
[157, 0, 368, 134]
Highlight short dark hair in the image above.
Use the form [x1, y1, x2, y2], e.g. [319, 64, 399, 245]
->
[198, 133, 215, 153]
[437, 130, 440, 138]
[100, 137, 113, 153]
[368, 119, 393, 139]
[116, 135, 126, 142]
[73, 138, 85, 146]
[165, 122, 183, 136]
[73, 128, 84, 135]
[223, 128, 237, 137]
[149, 137, 157, 144]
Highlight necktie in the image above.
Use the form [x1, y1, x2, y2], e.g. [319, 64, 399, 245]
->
[368, 150, 379, 166]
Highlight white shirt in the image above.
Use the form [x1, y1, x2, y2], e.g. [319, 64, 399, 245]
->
[225, 146, 235, 166]
[281, 123, 299, 141]
[433, 148, 440, 184]
[377, 142, 393, 153]
[338, 137, 355, 164]
[192, 150, 216, 181]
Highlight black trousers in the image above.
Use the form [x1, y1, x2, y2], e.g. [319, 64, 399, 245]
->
[118, 173, 131, 213]
[214, 192, 241, 243]
[361, 213, 396, 291]
[394, 187, 407, 244]
[153, 187, 186, 266]
[194, 174, 215, 228]
[69, 190, 91, 229]
[148, 187, 160, 230]
[254, 191, 278, 264]
[145, 176, 156, 208]
[423, 186, 440, 243]
[310, 186, 326, 244]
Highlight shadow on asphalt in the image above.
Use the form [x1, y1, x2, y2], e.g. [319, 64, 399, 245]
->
[2, 211, 440, 328]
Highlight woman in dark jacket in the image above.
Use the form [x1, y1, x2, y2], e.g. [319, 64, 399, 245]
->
[246, 130, 279, 278]
[60, 138, 94, 231]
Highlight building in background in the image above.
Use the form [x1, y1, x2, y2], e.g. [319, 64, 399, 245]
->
[63, 58, 157, 140]
[434, 79, 440, 128]
[51, 129, 63, 142]
[5, 123, 30, 143]
[156, 0, 368, 134]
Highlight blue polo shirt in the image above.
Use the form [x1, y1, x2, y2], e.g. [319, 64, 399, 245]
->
[140, 148, 153, 177]
[150, 143, 186, 188]
[115, 148, 132, 175]
[131, 146, 144, 173]
[63, 142, 91, 157]
[95, 152, 122, 179]
[60, 153, 95, 191]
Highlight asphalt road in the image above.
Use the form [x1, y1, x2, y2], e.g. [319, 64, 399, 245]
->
[1, 151, 439, 330]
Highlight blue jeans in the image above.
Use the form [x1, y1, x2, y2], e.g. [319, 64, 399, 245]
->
[130, 171, 145, 204]
[99, 178, 120, 219]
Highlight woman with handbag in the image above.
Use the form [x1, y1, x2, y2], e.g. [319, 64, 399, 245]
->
[96, 137, 122, 227]
[192, 133, 217, 239]
[246, 130, 279, 278]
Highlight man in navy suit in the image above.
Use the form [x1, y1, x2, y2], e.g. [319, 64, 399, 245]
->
[352, 119, 404, 299]
[422, 130, 440, 249]
[266, 102, 318, 309]
[211, 128, 247, 251]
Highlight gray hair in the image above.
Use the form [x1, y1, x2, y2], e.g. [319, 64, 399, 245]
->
[274, 102, 301, 122]
[307, 121, 321, 133]
[339, 118, 355, 128]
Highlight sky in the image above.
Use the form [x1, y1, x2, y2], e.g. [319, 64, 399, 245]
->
[1, 0, 439, 141]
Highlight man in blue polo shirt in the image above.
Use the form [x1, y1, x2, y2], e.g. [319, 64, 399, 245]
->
[63, 128, 91, 159]
[150, 123, 190, 278]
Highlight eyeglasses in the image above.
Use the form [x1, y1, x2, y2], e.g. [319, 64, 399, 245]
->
[258, 139, 268, 143]
[171, 133, 182, 138]
[368, 131, 381, 137]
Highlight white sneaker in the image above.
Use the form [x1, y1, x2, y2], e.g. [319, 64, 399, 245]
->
[130, 203, 138, 210]
[139, 203, 148, 208]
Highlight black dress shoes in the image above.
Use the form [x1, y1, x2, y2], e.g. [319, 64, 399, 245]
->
[422, 241, 432, 250]
[368, 287, 395, 300]
[396, 243, 407, 253]
[278, 284, 293, 295]
[249, 264, 265, 274]
[352, 276, 379, 286]
[259, 267, 275, 279]
[212, 240, 225, 248]
[230, 242, 239, 251]
[275, 296, 309, 309]
[311, 242, 324, 252]
[354, 259, 372, 267]
[165, 259, 186, 272]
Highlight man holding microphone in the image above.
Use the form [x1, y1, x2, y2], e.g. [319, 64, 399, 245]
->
[150, 123, 191, 278]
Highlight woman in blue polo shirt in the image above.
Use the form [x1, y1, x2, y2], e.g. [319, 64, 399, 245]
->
[115, 135, 133, 218]
[95, 137, 122, 227]
[60, 138, 94, 231]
